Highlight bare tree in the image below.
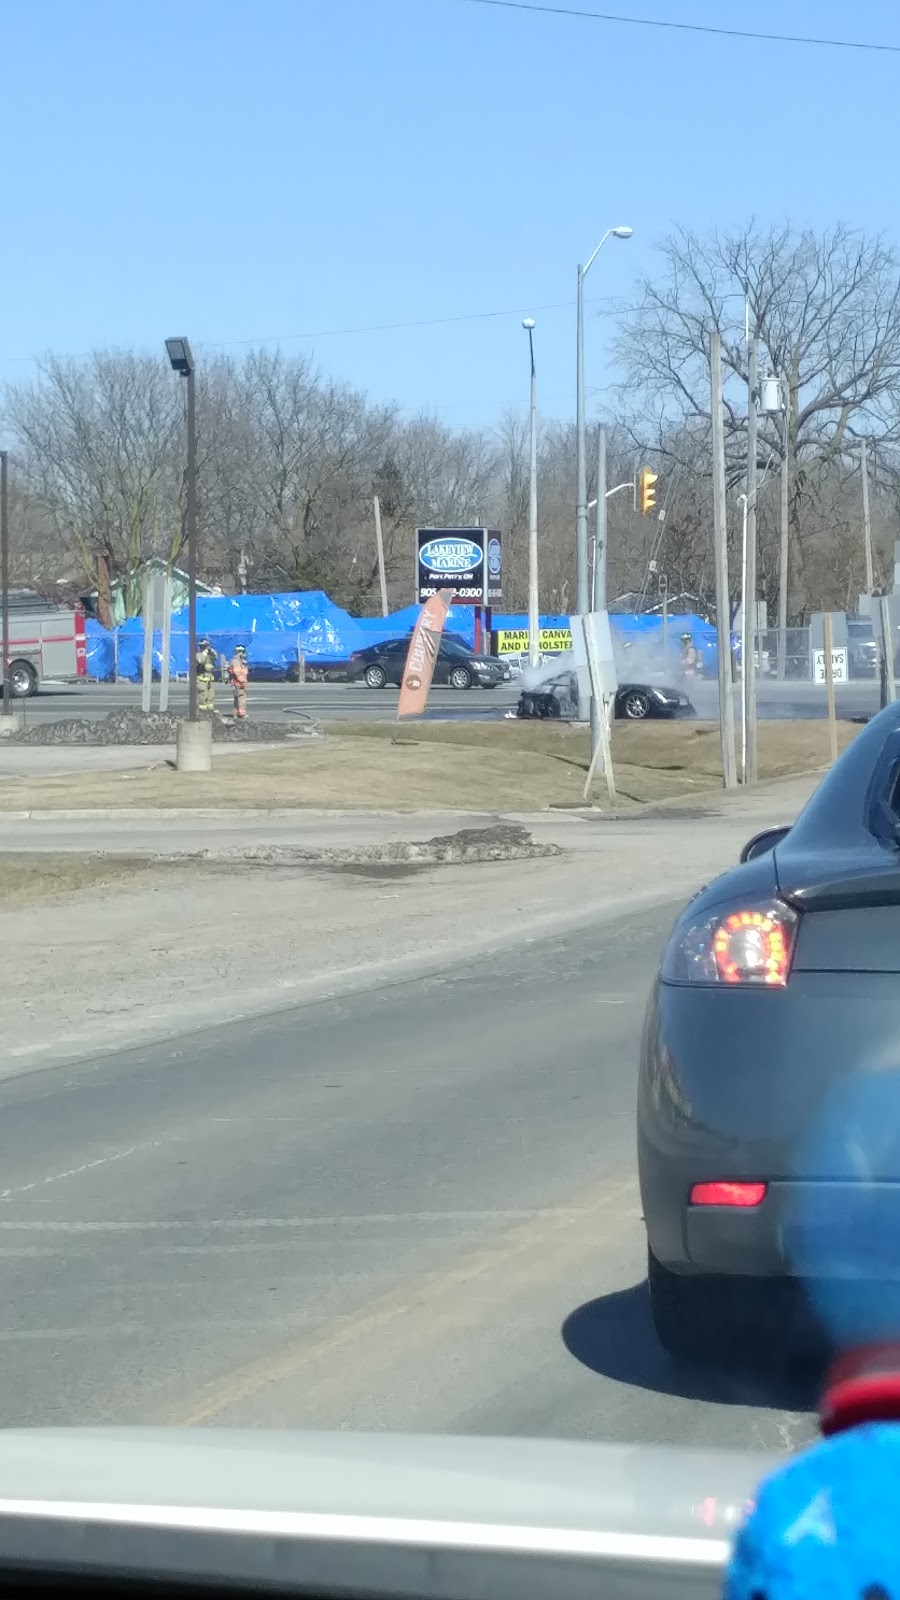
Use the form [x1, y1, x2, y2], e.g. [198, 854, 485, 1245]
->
[229, 351, 398, 607]
[4, 352, 183, 623]
[618, 223, 900, 616]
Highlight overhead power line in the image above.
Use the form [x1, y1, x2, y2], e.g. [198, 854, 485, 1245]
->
[0, 295, 617, 368]
[460, 0, 900, 55]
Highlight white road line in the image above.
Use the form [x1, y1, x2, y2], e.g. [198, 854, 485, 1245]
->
[0, 1208, 590, 1232]
[0, 1137, 176, 1201]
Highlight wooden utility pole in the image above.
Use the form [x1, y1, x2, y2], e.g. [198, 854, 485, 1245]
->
[709, 331, 737, 790]
[373, 496, 389, 618]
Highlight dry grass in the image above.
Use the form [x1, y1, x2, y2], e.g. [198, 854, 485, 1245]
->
[0, 718, 861, 812]
[0, 855, 177, 906]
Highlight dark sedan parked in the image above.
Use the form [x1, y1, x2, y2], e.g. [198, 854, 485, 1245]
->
[517, 670, 693, 721]
[639, 701, 900, 1363]
[345, 636, 509, 690]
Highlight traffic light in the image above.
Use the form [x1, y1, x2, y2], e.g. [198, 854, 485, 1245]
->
[638, 466, 658, 515]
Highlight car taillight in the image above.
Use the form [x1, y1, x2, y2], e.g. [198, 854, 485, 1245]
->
[661, 898, 798, 987]
[690, 1181, 767, 1207]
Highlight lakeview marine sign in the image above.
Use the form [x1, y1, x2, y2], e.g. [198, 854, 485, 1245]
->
[416, 528, 502, 606]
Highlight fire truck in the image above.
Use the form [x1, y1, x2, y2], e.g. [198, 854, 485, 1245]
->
[3, 591, 87, 697]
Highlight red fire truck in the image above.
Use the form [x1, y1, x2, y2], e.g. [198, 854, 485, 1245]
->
[3, 592, 86, 697]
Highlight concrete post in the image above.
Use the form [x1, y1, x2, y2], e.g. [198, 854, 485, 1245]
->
[176, 718, 212, 773]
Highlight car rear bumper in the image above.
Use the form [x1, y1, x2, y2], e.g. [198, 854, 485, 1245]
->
[638, 974, 900, 1279]
[680, 1180, 900, 1277]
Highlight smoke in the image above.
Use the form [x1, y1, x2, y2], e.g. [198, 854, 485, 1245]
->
[516, 633, 719, 720]
[518, 653, 577, 691]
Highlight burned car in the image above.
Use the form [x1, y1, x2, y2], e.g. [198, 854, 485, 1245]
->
[517, 668, 694, 722]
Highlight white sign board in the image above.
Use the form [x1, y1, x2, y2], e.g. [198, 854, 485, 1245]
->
[569, 611, 619, 698]
[812, 648, 848, 685]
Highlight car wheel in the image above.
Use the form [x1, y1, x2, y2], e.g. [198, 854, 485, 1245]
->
[364, 664, 388, 688]
[648, 1248, 783, 1366]
[449, 666, 472, 690]
[9, 660, 38, 698]
[621, 689, 652, 720]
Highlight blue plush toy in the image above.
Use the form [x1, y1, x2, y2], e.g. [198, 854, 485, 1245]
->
[726, 1346, 900, 1600]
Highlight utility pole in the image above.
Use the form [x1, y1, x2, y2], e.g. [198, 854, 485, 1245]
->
[373, 495, 389, 618]
[777, 381, 790, 679]
[709, 331, 737, 790]
[593, 424, 608, 612]
[523, 319, 539, 668]
[743, 331, 759, 782]
[573, 226, 633, 717]
[574, 263, 589, 716]
[574, 264, 590, 617]
[861, 439, 874, 594]
[590, 424, 608, 758]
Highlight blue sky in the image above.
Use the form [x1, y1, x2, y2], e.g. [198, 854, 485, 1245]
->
[1, 0, 897, 426]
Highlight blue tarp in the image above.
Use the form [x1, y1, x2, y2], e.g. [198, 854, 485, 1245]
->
[84, 617, 116, 681]
[95, 590, 377, 682]
[82, 591, 722, 682]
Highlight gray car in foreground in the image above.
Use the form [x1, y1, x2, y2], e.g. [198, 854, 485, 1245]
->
[0, 1429, 768, 1600]
[639, 702, 900, 1362]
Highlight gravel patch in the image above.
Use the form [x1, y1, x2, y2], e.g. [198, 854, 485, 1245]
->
[9, 709, 323, 746]
[190, 822, 561, 869]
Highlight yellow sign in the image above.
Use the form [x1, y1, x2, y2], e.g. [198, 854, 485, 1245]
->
[495, 627, 573, 655]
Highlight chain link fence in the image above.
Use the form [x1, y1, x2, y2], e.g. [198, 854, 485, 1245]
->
[754, 627, 812, 681]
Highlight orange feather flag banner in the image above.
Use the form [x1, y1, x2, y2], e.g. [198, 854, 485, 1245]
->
[396, 591, 455, 718]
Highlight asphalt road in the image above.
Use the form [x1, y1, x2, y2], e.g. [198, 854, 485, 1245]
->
[18, 676, 881, 725]
[21, 680, 519, 724]
[0, 901, 817, 1452]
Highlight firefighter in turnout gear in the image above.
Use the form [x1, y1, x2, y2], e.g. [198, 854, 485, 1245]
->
[227, 644, 249, 720]
[196, 639, 218, 714]
[679, 632, 700, 677]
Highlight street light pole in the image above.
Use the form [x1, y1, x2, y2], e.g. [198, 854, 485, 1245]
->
[165, 338, 198, 722]
[186, 361, 198, 722]
[575, 263, 588, 620]
[593, 423, 608, 612]
[574, 225, 632, 718]
[166, 337, 210, 772]
[522, 319, 539, 670]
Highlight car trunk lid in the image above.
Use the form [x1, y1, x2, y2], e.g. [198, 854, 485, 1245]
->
[777, 844, 900, 971]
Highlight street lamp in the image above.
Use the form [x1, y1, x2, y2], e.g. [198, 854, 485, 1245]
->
[522, 319, 539, 669]
[165, 338, 198, 723]
[575, 225, 632, 717]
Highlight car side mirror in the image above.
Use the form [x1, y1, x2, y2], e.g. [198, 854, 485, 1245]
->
[740, 825, 791, 864]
